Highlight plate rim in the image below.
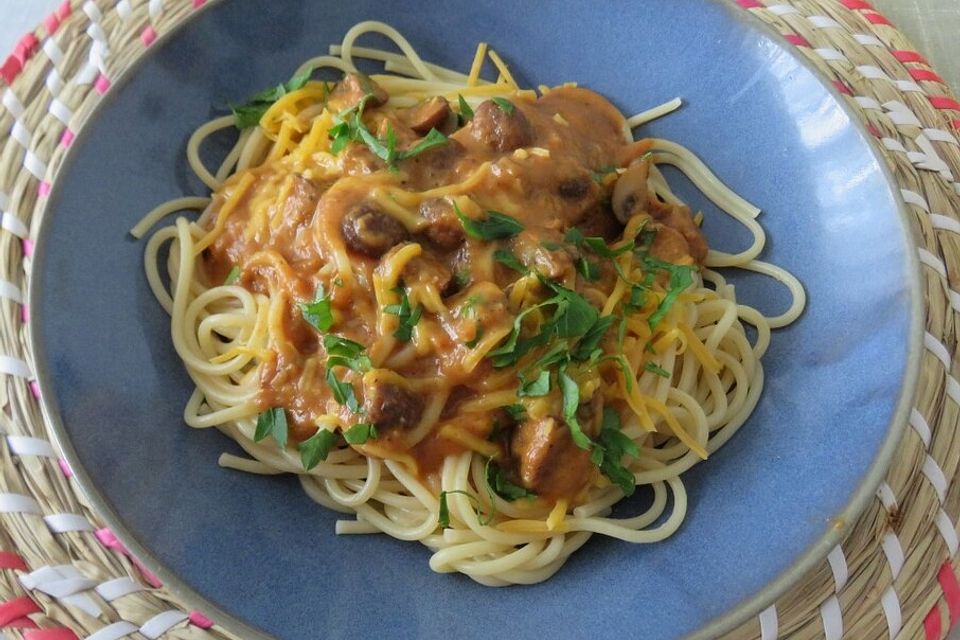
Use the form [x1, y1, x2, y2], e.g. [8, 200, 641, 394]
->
[25, 1, 924, 638]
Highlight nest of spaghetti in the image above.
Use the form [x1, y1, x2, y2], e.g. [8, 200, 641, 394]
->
[136, 23, 800, 586]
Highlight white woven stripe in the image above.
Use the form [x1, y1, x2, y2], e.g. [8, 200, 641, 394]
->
[0, 279, 23, 303]
[884, 100, 923, 127]
[2, 88, 24, 118]
[853, 33, 885, 47]
[855, 95, 882, 110]
[42, 38, 64, 67]
[759, 605, 779, 640]
[948, 378, 960, 406]
[0, 492, 42, 515]
[49, 97, 73, 125]
[916, 134, 954, 177]
[815, 48, 845, 62]
[87, 23, 107, 45]
[910, 408, 932, 447]
[77, 59, 99, 85]
[148, 0, 165, 20]
[929, 212, 960, 233]
[901, 188, 930, 211]
[895, 80, 924, 93]
[96, 576, 143, 601]
[140, 610, 188, 639]
[876, 481, 898, 512]
[11, 120, 31, 148]
[44, 513, 95, 533]
[1, 211, 28, 238]
[24, 151, 48, 180]
[880, 532, 905, 580]
[0, 191, 8, 210]
[880, 586, 902, 639]
[19, 564, 100, 616]
[936, 509, 960, 555]
[827, 545, 849, 591]
[766, 4, 799, 16]
[45, 69, 64, 96]
[922, 455, 949, 503]
[7, 435, 55, 457]
[924, 331, 952, 371]
[808, 15, 842, 29]
[86, 621, 138, 640]
[882, 137, 906, 153]
[924, 127, 959, 144]
[918, 247, 947, 278]
[0, 355, 31, 378]
[116, 0, 133, 20]
[820, 595, 843, 640]
[82, 0, 103, 22]
[857, 65, 888, 80]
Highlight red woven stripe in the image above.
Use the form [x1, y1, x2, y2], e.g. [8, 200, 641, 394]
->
[0, 552, 27, 572]
[952, 119, 960, 131]
[56, 0, 71, 19]
[24, 629, 80, 640]
[784, 34, 811, 48]
[840, 0, 873, 9]
[833, 79, 853, 96]
[924, 604, 942, 640]
[42, 13, 61, 36]
[910, 68, 945, 84]
[929, 96, 960, 112]
[893, 50, 930, 64]
[0, 596, 40, 627]
[736, 0, 764, 8]
[938, 562, 960, 626]
[864, 11, 892, 26]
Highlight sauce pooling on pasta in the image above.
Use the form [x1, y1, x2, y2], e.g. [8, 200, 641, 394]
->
[202, 74, 706, 503]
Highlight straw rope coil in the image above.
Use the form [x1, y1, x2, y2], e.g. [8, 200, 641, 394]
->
[0, 0, 955, 638]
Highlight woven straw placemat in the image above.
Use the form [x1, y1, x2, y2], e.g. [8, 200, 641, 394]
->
[0, 0, 957, 638]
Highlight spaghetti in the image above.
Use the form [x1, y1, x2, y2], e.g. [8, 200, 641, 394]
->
[132, 21, 805, 586]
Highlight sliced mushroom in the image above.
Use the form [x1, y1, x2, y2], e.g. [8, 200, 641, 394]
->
[611, 160, 650, 222]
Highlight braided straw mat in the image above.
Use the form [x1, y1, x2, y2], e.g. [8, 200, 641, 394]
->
[0, 0, 957, 638]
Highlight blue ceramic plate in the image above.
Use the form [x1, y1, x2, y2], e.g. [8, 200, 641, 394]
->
[31, 1, 922, 638]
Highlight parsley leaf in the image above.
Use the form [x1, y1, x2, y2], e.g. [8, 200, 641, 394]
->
[572, 315, 615, 361]
[645, 258, 695, 329]
[491, 97, 515, 114]
[383, 287, 422, 342]
[438, 491, 451, 528]
[645, 362, 671, 378]
[397, 128, 449, 161]
[503, 404, 526, 422]
[565, 227, 635, 258]
[517, 370, 551, 397]
[231, 68, 314, 129]
[558, 367, 592, 450]
[299, 284, 334, 332]
[254, 408, 288, 448]
[324, 335, 372, 372]
[593, 408, 639, 496]
[223, 266, 241, 285]
[344, 423, 378, 444]
[549, 285, 599, 339]
[493, 248, 527, 273]
[485, 459, 536, 501]
[325, 368, 361, 413]
[438, 489, 493, 528]
[453, 201, 524, 241]
[299, 428, 337, 471]
[457, 94, 474, 122]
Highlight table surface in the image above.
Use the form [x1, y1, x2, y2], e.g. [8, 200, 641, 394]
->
[0, 0, 956, 638]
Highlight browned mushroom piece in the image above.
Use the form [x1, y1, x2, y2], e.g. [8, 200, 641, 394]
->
[510, 229, 574, 281]
[401, 97, 456, 135]
[418, 198, 465, 250]
[362, 378, 423, 431]
[329, 72, 388, 109]
[611, 160, 650, 222]
[467, 99, 534, 152]
[340, 203, 408, 258]
[510, 416, 593, 498]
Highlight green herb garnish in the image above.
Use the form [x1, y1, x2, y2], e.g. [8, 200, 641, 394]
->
[493, 248, 527, 273]
[457, 94, 474, 122]
[298, 428, 337, 470]
[589, 408, 639, 496]
[383, 286, 422, 342]
[644, 362, 671, 378]
[254, 407, 288, 448]
[558, 367, 592, 450]
[517, 370, 551, 397]
[325, 369, 360, 413]
[299, 284, 334, 332]
[324, 335, 372, 372]
[453, 202, 524, 241]
[223, 266, 241, 285]
[485, 459, 536, 501]
[231, 69, 314, 129]
[344, 423, 378, 444]
[491, 97, 515, 114]
[502, 404, 527, 422]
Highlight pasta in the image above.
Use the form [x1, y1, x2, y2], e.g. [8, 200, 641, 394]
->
[132, 21, 805, 586]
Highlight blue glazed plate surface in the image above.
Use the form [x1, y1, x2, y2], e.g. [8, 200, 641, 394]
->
[31, 1, 921, 638]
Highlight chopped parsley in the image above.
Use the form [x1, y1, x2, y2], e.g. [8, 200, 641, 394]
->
[453, 202, 524, 241]
[223, 266, 241, 285]
[344, 423, 378, 444]
[502, 404, 526, 422]
[323, 335, 370, 414]
[383, 286, 422, 342]
[231, 68, 314, 129]
[517, 370, 550, 397]
[254, 407, 288, 448]
[299, 284, 334, 332]
[493, 248, 527, 274]
[438, 489, 493, 528]
[558, 367, 592, 450]
[491, 97, 515, 114]
[457, 94, 474, 122]
[298, 428, 337, 471]
[589, 408, 639, 496]
[325, 368, 361, 413]
[644, 362, 671, 378]
[485, 459, 536, 501]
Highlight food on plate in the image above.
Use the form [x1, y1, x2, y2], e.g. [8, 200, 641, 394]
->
[132, 21, 804, 585]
